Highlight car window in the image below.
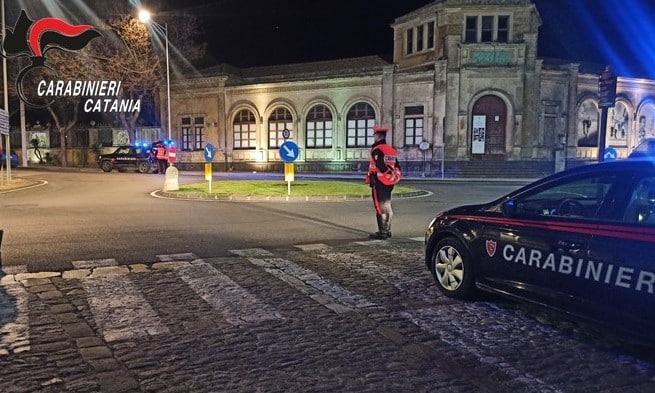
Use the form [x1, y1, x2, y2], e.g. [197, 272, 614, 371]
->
[623, 176, 655, 225]
[117, 147, 130, 155]
[513, 174, 617, 219]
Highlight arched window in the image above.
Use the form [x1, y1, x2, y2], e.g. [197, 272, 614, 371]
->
[576, 99, 599, 147]
[233, 109, 256, 149]
[346, 102, 375, 147]
[268, 108, 293, 149]
[607, 102, 629, 147]
[306, 105, 333, 148]
[636, 103, 655, 146]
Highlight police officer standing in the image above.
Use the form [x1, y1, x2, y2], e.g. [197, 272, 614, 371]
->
[155, 142, 168, 174]
[366, 125, 401, 239]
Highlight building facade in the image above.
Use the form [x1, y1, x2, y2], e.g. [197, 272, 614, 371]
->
[161, 0, 655, 177]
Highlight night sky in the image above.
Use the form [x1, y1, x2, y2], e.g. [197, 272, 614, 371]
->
[156, 0, 655, 78]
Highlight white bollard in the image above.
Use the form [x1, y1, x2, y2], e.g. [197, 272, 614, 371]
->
[163, 165, 179, 191]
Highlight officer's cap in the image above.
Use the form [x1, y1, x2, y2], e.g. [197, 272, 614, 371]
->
[372, 125, 389, 134]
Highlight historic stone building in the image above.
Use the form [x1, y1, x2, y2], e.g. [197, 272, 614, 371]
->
[157, 0, 655, 176]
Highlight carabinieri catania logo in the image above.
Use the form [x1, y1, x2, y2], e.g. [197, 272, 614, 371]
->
[1, 10, 140, 113]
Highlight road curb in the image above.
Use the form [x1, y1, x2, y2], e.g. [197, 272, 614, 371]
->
[152, 189, 431, 202]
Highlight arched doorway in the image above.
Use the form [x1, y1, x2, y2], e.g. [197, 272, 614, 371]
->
[471, 95, 507, 159]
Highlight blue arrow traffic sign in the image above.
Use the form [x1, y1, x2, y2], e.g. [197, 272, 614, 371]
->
[603, 147, 617, 161]
[279, 141, 299, 162]
[204, 143, 215, 162]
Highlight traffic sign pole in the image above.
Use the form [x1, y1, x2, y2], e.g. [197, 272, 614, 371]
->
[284, 162, 294, 195]
[598, 66, 617, 162]
[0, 109, 10, 182]
[204, 144, 216, 194]
[205, 163, 212, 193]
[279, 141, 299, 195]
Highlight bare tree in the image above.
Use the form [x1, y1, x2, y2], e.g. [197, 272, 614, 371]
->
[2, 2, 206, 166]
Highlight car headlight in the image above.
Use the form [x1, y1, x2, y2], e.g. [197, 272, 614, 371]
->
[425, 216, 438, 243]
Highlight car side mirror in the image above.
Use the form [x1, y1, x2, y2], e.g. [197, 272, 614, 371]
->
[501, 199, 517, 217]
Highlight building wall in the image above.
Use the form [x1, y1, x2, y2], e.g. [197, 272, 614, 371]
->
[161, 0, 655, 177]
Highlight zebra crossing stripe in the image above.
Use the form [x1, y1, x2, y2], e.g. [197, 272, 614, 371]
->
[401, 308, 564, 393]
[301, 247, 563, 392]
[315, 251, 434, 304]
[71, 258, 117, 270]
[175, 260, 282, 326]
[81, 275, 170, 342]
[233, 248, 377, 313]
[293, 243, 331, 251]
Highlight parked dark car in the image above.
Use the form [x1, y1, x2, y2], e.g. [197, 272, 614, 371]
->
[424, 159, 655, 342]
[0, 150, 18, 168]
[97, 145, 156, 173]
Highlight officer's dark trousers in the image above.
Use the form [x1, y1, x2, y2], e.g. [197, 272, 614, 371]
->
[372, 183, 394, 233]
[158, 159, 167, 174]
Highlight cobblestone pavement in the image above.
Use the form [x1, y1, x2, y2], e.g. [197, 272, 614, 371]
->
[1, 239, 654, 392]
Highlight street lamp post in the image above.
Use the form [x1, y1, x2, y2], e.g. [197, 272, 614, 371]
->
[138, 9, 171, 141]
[1, 0, 11, 181]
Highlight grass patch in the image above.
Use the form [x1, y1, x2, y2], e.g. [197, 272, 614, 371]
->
[174, 180, 418, 197]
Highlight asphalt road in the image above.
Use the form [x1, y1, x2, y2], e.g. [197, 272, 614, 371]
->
[1, 169, 654, 392]
[0, 169, 520, 272]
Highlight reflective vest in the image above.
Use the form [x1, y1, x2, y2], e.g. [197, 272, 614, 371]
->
[156, 146, 167, 160]
[367, 143, 401, 186]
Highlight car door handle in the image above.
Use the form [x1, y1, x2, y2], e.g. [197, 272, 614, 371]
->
[556, 239, 584, 253]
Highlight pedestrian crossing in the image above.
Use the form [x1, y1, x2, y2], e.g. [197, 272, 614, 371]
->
[0, 239, 651, 392]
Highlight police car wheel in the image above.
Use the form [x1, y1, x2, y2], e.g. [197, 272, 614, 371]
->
[100, 161, 113, 172]
[138, 162, 151, 174]
[430, 237, 475, 299]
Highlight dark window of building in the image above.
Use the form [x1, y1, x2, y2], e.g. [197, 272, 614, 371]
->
[346, 102, 376, 147]
[465, 16, 477, 42]
[481, 16, 494, 42]
[98, 129, 113, 147]
[70, 130, 89, 147]
[427, 21, 435, 49]
[404, 106, 424, 146]
[181, 116, 192, 151]
[306, 105, 333, 148]
[497, 15, 509, 42]
[180, 116, 204, 151]
[416, 25, 424, 52]
[193, 116, 205, 151]
[233, 109, 257, 150]
[406, 28, 414, 54]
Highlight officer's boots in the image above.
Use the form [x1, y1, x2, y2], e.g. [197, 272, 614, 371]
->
[383, 213, 392, 238]
[369, 214, 388, 239]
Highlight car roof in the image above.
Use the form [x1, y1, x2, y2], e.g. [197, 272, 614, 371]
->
[502, 159, 655, 198]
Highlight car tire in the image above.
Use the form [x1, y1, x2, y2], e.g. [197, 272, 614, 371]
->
[429, 237, 476, 299]
[138, 161, 151, 174]
[100, 161, 113, 172]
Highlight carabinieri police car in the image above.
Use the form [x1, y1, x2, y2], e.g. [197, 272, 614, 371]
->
[97, 145, 156, 173]
[424, 158, 655, 341]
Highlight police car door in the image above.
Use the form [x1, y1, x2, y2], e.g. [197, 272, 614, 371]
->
[486, 172, 619, 311]
[585, 172, 655, 336]
[116, 146, 130, 170]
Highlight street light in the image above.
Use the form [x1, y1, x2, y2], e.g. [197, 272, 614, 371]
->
[138, 9, 171, 141]
[1, 0, 11, 181]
